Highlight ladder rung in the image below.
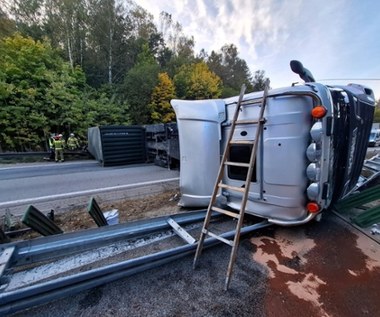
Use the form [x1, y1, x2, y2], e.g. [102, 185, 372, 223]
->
[229, 140, 254, 145]
[235, 119, 259, 125]
[218, 183, 246, 193]
[202, 229, 234, 246]
[211, 206, 240, 219]
[224, 161, 250, 168]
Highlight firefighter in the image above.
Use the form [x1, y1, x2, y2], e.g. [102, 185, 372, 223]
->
[67, 133, 80, 150]
[53, 134, 64, 162]
[48, 134, 55, 160]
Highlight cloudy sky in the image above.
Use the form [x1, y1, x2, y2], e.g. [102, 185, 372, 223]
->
[134, 0, 380, 99]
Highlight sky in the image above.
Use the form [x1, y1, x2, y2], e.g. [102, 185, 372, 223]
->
[134, 0, 380, 99]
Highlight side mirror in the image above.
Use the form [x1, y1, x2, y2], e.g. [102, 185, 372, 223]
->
[290, 60, 315, 83]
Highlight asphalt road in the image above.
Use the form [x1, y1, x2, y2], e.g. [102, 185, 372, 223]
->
[0, 160, 179, 216]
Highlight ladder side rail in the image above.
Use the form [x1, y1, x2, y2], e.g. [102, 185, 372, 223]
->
[224, 79, 270, 290]
[193, 84, 247, 267]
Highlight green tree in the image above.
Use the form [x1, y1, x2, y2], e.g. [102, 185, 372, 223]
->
[251, 70, 269, 92]
[207, 44, 253, 97]
[8, 0, 45, 39]
[0, 8, 16, 39]
[123, 44, 160, 124]
[158, 11, 195, 77]
[174, 62, 222, 100]
[44, 0, 88, 70]
[81, 87, 128, 129]
[0, 34, 86, 151]
[374, 102, 380, 123]
[150, 72, 176, 123]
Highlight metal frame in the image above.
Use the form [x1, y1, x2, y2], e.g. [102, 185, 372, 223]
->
[1, 210, 209, 268]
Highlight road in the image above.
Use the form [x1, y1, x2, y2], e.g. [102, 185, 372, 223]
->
[0, 160, 179, 216]
[2, 151, 380, 316]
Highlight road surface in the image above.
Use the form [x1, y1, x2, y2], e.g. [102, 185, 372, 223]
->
[0, 160, 179, 216]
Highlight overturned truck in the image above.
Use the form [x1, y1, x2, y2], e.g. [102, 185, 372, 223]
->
[171, 61, 375, 226]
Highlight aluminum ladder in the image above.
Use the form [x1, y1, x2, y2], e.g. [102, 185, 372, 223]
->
[193, 80, 270, 290]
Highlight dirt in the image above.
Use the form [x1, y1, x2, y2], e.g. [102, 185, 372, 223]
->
[5, 189, 186, 241]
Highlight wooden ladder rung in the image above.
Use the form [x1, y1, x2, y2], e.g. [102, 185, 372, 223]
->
[202, 229, 234, 246]
[235, 119, 259, 125]
[224, 161, 250, 168]
[229, 140, 254, 145]
[218, 183, 246, 193]
[211, 206, 240, 219]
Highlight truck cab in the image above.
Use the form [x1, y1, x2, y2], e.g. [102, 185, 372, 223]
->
[171, 62, 375, 226]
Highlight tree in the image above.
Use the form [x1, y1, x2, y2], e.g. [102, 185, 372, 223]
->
[44, 0, 88, 70]
[0, 8, 16, 39]
[158, 11, 195, 77]
[128, 4, 156, 40]
[174, 62, 222, 100]
[150, 73, 176, 123]
[123, 44, 160, 124]
[0, 34, 121, 151]
[207, 44, 253, 97]
[374, 102, 380, 123]
[85, 0, 130, 85]
[251, 70, 269, 92]
[0, 34, 67, 150]
[8, 0, 45, 39]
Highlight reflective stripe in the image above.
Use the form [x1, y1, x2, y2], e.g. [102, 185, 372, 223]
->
[54, 140, 63, 149]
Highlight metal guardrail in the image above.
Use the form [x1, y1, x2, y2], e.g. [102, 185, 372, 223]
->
[0, 152, 48, 158]
[0, 210, 270, 315]
[0, 150, 90, 159]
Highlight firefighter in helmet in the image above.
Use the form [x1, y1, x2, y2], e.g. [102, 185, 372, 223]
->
[53, 134, 65, 162]
[67, 133, 80, 150]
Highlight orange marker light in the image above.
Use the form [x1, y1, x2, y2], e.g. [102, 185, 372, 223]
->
[306, 202, 320, 213]
[311, 106, 327, 119]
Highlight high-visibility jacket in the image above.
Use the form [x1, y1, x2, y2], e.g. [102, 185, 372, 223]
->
[53, 139, 64, 150]
[67, 136, 79, 148]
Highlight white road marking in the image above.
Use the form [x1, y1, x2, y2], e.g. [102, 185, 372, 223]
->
[0, 161, 97, 170]
[0, 177, 179, 208]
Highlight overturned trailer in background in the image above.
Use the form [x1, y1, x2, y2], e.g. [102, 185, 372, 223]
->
[88, 124, 180, 168]
[171, 61, 376, 226]
[145, 123, 180, 169]
[87, 125, 146, 167]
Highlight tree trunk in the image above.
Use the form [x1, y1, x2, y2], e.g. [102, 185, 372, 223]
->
[67, 33, 73, 69]
[108, 18, 113, 84]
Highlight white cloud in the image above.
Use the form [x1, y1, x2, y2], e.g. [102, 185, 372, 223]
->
[134, 0, 380, 98]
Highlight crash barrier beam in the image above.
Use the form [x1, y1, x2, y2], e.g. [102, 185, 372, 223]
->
[334, 185, 380, 210]
[334, 184, 380, 228]
[1, 210, 212, 268]
[22, 205, 63, 236]
[87, 197, 108, 227]
[0, 246, 15, 278]
[0, 219, 271, 315]
[353, 205, 380, 228]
